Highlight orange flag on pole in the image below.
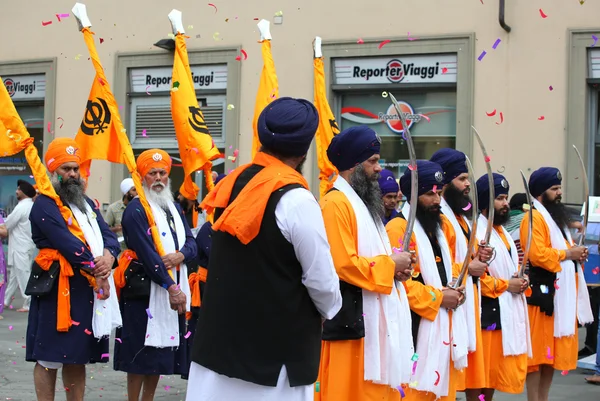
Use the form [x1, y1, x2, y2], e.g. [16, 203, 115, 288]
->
[72, 3, 167, 259]
[313, 38, 340, 198]
[251, 20, 279, 158]
[170, 17, 220, 203]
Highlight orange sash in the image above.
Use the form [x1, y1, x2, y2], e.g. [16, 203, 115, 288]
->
[201, 152, 309, 244]
[114, 249, 137, 299]
[35, 249, 96, 332]
[186, 267, 208, 321]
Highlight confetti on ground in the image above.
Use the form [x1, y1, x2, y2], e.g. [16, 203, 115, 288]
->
[492, 39, 501, 49]
[378, 39, 391, 49]
[42, 20, 53, 26]
[538, 116, 545, 120]
[546, 346, 554, 359]
[84, 329, 92, 335]
[495, 112, 504, 125]
[486, 323, 496, 330]
[184, 331, 192, 339]
[146, 308, 153, 319]
[8, 326, 13, 330]
[486, 109, 497, 117]
[434, 371, 440, 386]
[357, 38, 364, 44]
[539, 9, 548, 18]
[164, 385, 171, 391]
[561, 370, 569, 376]
[592, 267, 600, 275]
[477, 51, 487, 61]
[462, 203, 472, 211]
[593, 35, 598, 47]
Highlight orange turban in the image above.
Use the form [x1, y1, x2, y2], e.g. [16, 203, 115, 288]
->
[136, 149, 172, 177]
[44, 137, 82, 173]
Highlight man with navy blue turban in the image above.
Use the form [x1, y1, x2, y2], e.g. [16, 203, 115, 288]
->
[520, 167, 592, 401]
[319, 125, 415, 400]
[186, 97, 342, 401]
[378, 169, 400, 225]
[473, 173, 529, 399]
[386, 160, 467, 401]
[430, 148, 490, 398]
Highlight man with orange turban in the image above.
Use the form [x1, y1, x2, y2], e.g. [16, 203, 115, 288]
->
[26, 137, 121, 400]
[114, 148, 197, 400]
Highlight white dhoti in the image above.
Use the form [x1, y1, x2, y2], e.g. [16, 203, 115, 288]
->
[4, 249, 34, 309]
[186, 363, 312, 401]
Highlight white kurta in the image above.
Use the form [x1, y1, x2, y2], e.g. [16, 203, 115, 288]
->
[186, 188, 342, 401]
[3, 198, 35, 308]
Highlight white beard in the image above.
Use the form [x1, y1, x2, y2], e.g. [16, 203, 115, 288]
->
[143, 179, 174, 210]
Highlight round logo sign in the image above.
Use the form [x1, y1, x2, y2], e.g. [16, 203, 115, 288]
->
[384, 102, 416, 134]
[386, 59, 404, 83]
[3, 78, 15, 97]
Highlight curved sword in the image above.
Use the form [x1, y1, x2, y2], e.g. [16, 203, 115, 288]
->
[389, 92, 418, 252]
[472, 126, 495, 246]
[518, 170, 533, 278]
[573, 145, 589, 246]
[452, 155, 479, 289]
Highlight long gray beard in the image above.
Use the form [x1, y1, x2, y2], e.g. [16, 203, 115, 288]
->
[349, 164, 384, 220]
[143, 179, 174, 210]
[51, 173, 88, 212]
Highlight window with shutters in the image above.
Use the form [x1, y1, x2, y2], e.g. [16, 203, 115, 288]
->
[129, 94, 226, 150]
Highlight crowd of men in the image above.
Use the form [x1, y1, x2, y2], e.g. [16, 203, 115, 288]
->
[0, 96, 599, 401]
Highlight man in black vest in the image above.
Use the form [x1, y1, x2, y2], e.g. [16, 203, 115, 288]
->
[186, 97, 342, 401]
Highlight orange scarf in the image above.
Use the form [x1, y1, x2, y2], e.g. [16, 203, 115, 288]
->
[35, 249, 96, 332]
[201, 152, 309, 245]
[114, 249, 137, 299]
[186, 267, 208, 320]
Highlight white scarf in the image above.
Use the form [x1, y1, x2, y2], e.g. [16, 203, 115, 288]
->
[531, 200, 593, 337]
[145, 199, 192, 347]
[440, 198, 477, 352]
[402, 202, 468, 398]
[476, 215, 531, 357]
[333, 177, 414, 387]
[69, 202, 122, 339]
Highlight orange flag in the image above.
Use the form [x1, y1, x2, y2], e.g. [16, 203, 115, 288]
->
[171, 33, 220, 204]
[0, 76, 87, 245]
[75, 28, 168, 259]
[251, 40, 279, 158]
[314, 57, 340, 198]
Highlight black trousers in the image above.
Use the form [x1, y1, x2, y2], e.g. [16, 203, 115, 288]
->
[585, 286, 600, 351]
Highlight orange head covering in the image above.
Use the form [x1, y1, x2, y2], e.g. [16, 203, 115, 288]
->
[44, 137, 81, 173]
[136, 149, 172, 177]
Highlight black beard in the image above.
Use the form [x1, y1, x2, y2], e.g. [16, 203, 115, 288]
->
[494, 208, 510, 226]
[417, 202, 442, 236]
[349, 164, 383, 220]
[126, 193, 135, 202]
[444, 182, 471, 216]
[542, 192, 570, 229]
[52, 176, 88, 212]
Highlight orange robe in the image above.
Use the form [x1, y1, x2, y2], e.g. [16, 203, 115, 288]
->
[479, 226, 528, 393]
[520, 209, 578, 372]
[385, 215, 461, 401]
[316, 190, 401, 401]
[452, 216, 486, 391]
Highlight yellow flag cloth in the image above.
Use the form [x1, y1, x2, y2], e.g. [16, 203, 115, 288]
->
[75, 28, 168, 260]
[251, 40, 279, 158]
[314, 57, 340, 198]
[171, 33, 220, 203]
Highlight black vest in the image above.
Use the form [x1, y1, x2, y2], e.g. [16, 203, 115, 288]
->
[191, 165, 322, 387]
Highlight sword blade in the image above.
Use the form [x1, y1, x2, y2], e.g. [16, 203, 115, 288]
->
[472, 126, 495, 245]
[573, 145, 589, 246]
[452, 155, 479, 288]
[518, 170, 533, 278]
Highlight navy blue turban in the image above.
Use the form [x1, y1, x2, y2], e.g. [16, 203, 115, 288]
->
[400, 160, 445, 202]
[378, 169, 399, 195]
[529, 167, 562, 198]
[214, 174, 226, 186]
[327, 125, 381, 172]
[257, 97, 319, 157]
[17, 179, 36, 198]
[476, 173, 510, 211]
[430, 148, 468, 185]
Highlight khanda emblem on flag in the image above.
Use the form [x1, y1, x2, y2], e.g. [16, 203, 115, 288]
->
[80, 97, 112, 136]
[329, 118, 340, 135]
[187, 106, 210, 135]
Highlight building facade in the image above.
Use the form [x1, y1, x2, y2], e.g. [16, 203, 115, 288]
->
[1, 0, 599, 213]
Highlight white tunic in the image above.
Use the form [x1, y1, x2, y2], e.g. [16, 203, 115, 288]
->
[186, 187, 342, 401]
[4, 198, 35, 268]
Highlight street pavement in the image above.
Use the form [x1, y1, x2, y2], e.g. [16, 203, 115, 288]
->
[1, 296, 599, 401]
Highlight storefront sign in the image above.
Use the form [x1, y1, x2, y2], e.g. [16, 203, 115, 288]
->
[590, 49, 600, 78]
[130, 65, 228, 92]
[334, 54, 457, 85]
[342, 100, 424, 134]
[2, 74, 46, 100]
